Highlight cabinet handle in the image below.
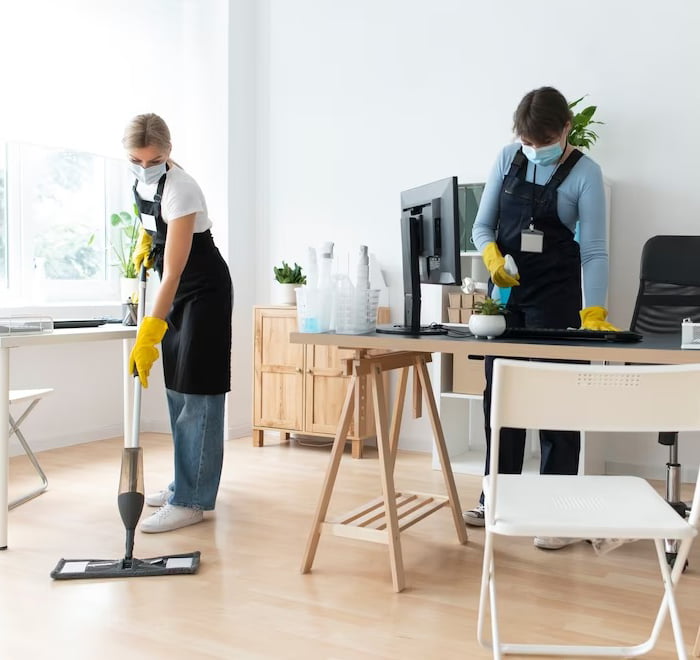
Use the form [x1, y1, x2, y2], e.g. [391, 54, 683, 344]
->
[296, 367, 302, 373]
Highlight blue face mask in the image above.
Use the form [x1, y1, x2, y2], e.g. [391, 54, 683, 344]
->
[521, 141, 563, 167]
[129, 161, 166, 185]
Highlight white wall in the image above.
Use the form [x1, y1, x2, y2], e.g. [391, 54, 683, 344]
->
[259, 0, 700, 470]
[6, 1, 700, 478]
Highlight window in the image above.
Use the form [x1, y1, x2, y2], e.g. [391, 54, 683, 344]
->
[1, 142, 133, 305]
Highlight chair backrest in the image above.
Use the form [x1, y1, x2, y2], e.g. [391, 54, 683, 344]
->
[630, 235, 700, 335]
[488, 359, 700, 527]
[491, 360, 700, 435]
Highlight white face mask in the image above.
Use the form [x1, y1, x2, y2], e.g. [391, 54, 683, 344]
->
[129, 161, 166, 185]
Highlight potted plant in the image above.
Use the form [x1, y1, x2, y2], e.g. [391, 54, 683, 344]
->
[567, 95, 603, 150]
[469, 297, 507, 339]
[272, 261, 306, 305]
[109, 209, 140, 302]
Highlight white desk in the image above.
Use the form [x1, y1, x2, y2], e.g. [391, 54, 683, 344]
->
[0, 324, 137, 549]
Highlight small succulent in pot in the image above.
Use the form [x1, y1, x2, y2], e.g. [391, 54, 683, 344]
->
[474, 297, 506, 315]
[470, 297, 507, 339]
[272, 261, 306, 304]
[273, 261, 306, 284]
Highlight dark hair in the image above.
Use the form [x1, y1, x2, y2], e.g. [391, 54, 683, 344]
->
[512, 87, 573, 144]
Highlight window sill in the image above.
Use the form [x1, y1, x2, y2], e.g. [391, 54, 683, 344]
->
[0, 301, 123, 319]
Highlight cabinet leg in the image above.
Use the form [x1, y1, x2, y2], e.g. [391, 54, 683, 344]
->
[351, 438, 363, 459]
[280, 431, 290, 444]
[301, 375, 357, 575]
[252, 429, 264, 447]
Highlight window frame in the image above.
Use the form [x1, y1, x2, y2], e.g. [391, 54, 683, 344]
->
[0, 141, 135, 311]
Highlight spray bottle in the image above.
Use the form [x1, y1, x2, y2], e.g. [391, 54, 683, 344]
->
[355, 245, 369, 290]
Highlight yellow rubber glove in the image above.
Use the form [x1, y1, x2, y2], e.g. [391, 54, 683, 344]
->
[128, 317, 168, 388]
[132, 227, 154, 271]
[482, 242, 520, 288]
[579, 306, 620, 331]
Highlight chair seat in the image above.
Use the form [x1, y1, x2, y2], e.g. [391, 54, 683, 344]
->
[483, 474, 696, 540]
[8, 388, 53, 510]
[9, 388, 53, 404]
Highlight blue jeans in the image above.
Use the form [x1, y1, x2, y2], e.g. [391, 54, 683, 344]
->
[165, 389, 225, 511]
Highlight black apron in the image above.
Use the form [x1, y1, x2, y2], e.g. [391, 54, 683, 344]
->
[133, 171, 232, 395]
[496, 147, 583, 329]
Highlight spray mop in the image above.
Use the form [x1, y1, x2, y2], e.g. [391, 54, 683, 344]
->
[51, 266, 201, 580]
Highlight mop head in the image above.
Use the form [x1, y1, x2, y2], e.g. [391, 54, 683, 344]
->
[50, 551, 200, 580]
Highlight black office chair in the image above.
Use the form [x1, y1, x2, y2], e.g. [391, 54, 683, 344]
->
[629, 235, 700, 564]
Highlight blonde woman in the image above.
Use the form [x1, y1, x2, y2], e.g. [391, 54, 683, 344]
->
[124, 113, 232, 533]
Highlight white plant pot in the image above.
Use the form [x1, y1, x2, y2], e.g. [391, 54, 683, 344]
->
[469, 313, 506, 339]
[272, 282, 298, 305]
[120, 277, 138, 303]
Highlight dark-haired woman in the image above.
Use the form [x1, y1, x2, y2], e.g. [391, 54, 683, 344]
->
[463, 87, 617, 550]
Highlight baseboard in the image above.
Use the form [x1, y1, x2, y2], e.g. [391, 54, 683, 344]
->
[9, 424, 125, 457]
[228, 423, 251, 440]
[8, 418, 171, 457]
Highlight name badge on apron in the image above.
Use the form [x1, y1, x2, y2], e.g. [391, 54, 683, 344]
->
[140, 212, 157, 233]
[521, 224, 544, 253]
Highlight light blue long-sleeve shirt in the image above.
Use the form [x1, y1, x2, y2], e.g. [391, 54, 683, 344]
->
[472, 143, 608, 308]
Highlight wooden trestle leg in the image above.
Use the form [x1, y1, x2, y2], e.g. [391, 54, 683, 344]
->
[300, 351, 467, 591]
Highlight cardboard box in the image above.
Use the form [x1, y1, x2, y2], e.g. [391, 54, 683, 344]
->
[460, 293, 474, 308]
[473, 292, 486, 306]
[453, 355, 486, 395]
[448, 292, 462, 308]
[447, 307, 461, 323]
[460, 309, 473, 324]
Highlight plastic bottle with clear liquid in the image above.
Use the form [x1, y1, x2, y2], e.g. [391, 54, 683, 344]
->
[316, 242, 334, 331]
[306, 246, 318, 289]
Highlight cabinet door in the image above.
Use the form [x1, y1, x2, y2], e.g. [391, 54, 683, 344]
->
[305, 344, 356, 436]
[254, 308, 304, 430]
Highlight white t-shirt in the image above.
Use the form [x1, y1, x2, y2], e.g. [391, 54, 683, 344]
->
[135, 165, 212, 233]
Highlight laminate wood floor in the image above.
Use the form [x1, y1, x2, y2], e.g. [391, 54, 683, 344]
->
[1, 433, 698, 659]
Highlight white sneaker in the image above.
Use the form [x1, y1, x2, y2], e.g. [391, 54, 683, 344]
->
[145, 489, 172, 507]
[533, 536, 581, 550]
[140, 504, 204, 533]
[462, 503, 486, 527]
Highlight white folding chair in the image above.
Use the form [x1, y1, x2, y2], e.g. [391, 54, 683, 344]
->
[9, 388, 52, 509]
[477, 360, 700, 659]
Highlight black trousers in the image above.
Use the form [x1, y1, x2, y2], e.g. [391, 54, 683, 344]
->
[478, 354, 581, 505]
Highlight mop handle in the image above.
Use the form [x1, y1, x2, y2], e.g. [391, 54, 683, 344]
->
[129, 265, 148, 450]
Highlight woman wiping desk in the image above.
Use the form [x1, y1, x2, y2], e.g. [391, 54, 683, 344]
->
[463, 86, 619, 550]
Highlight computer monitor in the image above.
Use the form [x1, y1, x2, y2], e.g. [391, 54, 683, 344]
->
[377, 176, 461, 336]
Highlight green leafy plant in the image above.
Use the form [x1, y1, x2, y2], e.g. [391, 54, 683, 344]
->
[474, 297, 506, 315]
[273, 261, 306, 284]
[108, 210, 139, 278]
[568, 95, 604, 150]
[87, 207, 140, 278]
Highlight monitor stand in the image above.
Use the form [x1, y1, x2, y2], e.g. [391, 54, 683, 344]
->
[375, 215, 448, 337]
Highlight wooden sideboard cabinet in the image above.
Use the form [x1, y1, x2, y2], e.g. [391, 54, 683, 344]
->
[252, 305, 386, 458]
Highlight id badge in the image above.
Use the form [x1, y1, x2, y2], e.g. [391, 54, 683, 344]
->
[140, 212, 157, 232]
[521, 225, 544, 253]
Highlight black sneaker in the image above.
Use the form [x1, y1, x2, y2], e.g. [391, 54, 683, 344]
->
[462, 503, 485, 527]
